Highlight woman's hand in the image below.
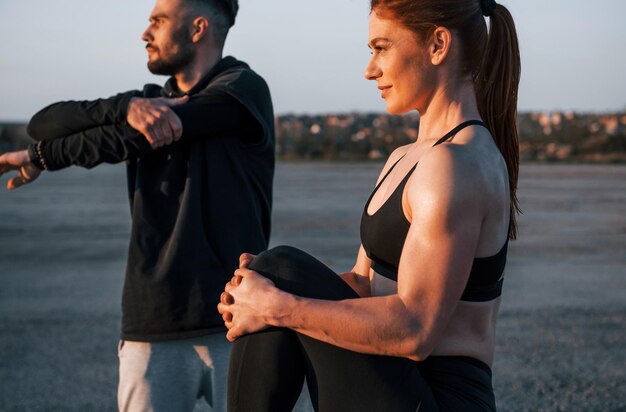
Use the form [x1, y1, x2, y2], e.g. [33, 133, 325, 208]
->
[217, 266, 281, 342]
[238, 252, 257, 269]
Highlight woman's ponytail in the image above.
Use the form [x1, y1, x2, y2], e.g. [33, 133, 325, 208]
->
[475, 4, 521, 239]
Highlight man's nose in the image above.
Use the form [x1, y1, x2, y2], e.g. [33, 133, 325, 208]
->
[141, 27, 152, 43]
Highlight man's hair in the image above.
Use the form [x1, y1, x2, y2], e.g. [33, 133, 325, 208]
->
[184, 0, 239, 47]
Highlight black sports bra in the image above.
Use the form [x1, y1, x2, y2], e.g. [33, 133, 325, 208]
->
[360, 120, 507, 302]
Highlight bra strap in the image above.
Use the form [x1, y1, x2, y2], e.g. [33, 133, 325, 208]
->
[372, 154, 405, 193]
[434, 120, 487, 146]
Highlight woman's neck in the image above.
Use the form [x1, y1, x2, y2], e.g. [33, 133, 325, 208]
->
[417, 80, 481, 143]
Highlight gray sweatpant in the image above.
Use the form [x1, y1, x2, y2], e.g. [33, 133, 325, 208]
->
[117, 333, 231, 412]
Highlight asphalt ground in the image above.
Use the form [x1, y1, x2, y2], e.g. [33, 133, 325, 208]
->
[1, 163, 625, 411]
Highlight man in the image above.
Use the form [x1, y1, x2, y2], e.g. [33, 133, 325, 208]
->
[0, 0, 274, 410]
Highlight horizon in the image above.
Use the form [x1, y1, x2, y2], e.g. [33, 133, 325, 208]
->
[6, 108, 621, 123]
[3, 108, 626, 126]
[2, 108, 626, 126]
[1, 1, 625, 122]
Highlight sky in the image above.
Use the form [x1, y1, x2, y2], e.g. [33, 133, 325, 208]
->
[0, 0, 625, 122]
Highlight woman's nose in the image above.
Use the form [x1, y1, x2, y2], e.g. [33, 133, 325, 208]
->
[364, 56, 381, 81]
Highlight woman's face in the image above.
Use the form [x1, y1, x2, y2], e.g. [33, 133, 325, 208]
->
[365, 11, 435, 115]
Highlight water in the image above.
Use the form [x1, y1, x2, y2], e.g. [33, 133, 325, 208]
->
[0, 163, 625, 410]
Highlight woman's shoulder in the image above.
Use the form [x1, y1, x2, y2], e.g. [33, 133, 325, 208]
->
[408, 134, 502, 214]
[386, 144, 412, 166]
[414, 139, 486, 197]
[422, 124, 496, 174]
[375, 144, 412, 184]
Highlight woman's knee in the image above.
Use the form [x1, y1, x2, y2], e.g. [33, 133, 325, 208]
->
[249, 245, 307, 275]
[249, 246, 357, 300]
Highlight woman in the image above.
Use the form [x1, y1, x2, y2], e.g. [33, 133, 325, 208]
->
[218, 0, 520, 410]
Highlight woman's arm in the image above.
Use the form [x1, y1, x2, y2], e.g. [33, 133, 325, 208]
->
[221, 145, 485, 360]
[338, 245, 372, 297]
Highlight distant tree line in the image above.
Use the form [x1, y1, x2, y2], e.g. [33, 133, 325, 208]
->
[275, 111, 626, 163]
[2, 111, 625, 163]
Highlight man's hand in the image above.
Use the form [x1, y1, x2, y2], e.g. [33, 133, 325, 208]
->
[126, 96, 189, 149]
[0, 150, 41, 190]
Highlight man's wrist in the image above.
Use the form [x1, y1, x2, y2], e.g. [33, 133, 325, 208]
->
[28, 142, 48, 170]
[27, 144, 37, 163]
[119, 92, 142, 125]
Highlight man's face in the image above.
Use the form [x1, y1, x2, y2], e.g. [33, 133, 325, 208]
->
[141, 0, 195, 76]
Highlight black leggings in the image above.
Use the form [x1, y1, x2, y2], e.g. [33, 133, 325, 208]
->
[227, 246, 496, 412]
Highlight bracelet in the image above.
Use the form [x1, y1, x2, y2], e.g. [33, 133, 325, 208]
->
[37, 141, 49, 170]
[29, 141, 49, 171]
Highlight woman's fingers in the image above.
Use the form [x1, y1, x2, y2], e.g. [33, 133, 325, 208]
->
[226, 328, 240, 342]
[234, 267, 255, 278]
[217, 303, 234, 327]
[239, 253, 257, 268]
[220, 291, 234, 305]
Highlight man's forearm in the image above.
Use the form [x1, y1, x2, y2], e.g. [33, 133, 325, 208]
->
[27, 91, 141, 141]
[33, 124, 150, 170]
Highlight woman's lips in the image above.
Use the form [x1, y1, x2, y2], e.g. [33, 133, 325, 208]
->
[378, 85, 391, 99]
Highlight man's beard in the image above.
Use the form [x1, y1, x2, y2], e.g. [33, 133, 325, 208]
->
[147, 29, 194, 76]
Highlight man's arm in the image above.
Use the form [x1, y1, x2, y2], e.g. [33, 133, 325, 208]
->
[35, 124, 152, 170]
[9, 88, 262, 186]
[27, 91, 142, 141]
[0, 124, 151, 189]
[127, 92, 263, 146]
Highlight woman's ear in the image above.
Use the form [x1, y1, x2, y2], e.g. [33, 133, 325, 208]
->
[430, 26, 452, 66]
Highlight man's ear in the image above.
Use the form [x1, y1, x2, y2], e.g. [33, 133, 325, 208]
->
[429, 26, 452, 66]
[191, 16, 210, 43]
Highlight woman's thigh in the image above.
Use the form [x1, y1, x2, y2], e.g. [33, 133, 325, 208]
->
[296, 334, 437, 411]
[249, 246, 438, 411]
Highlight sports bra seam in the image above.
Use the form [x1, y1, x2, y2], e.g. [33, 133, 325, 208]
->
[473, 239, 508, 260]
[371, 250, 506, 275]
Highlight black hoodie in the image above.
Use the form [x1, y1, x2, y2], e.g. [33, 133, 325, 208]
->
[27, 57, 275, 341]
